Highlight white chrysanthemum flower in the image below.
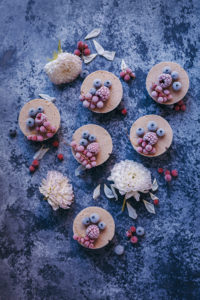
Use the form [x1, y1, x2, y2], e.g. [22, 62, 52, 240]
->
[44, 52, 82, 85]
[108, 160, 152, 195]
[39, 171, 74, 210]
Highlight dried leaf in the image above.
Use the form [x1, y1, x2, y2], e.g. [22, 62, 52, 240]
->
[102, 50, 115, 61]
[149, 192, 159, 201]
[143, 200, 155, 214]
[75, 165, 86, 176]
[39, 94, 56, 102]
[33, 146, 49, 160]
[93, 184, 101, 200]
[104, 184, 114, 199]
[125, 191, 140, 201]
[121, 59, 128, 71]
[93, 40, 105, 55]
[83, 53, 97, 64]
[85, 28, 101, 40]
[151, 178, 158, 191]
[126, 202, 138, 219]
[110, 184, 118, 201]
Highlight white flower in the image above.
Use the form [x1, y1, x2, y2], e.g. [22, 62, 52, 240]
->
[39, 171, 74, 210]
[108, 160, 152, 195]
[44, 52, 82, 85]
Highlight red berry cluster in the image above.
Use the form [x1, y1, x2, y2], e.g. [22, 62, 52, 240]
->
[29, 159, 39, 173]
[150, 83, 173, 103]
[73, 234, 95, 249]
[174, 100, 186, 112]
[157, 168, 178, 182]
[74, 41, 91, 57]
[120, 68, 136, 82]
[27, 113, 56, 141]
[125, 226, 144, 244]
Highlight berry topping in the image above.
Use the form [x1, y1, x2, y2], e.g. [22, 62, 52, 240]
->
[136, 127, 145, 136]
[57, 153, 64, 161]
[9, 128, 17, 137]
[144, 132, 158, 145]
[171, 71, 179, 80]
[89, 88, 96, 95]
[87, 142, 100, 154]
[28, 108, 37, 117]
[104, 80, 112, 88]
[32, 159, 39, 167]
[37, 106, 44, 114]
[26, 118, 35, 127]
[162, 66, 171, 74]
[86, 224, 100, 239]
[172, 81, 182, 91]
[147, 121, 158, 131]
[80, 70, 89, 79]
[93, 79, 102, 88]
[121, 108, 127, 115]
[158, 73, 172, 88]
[88, 134, 96, 142]
[98, 221, 106, 230]
[136, 226, 145, 236]
[90, 213, 100, 223]
[165, 174, 172, 182]
[29, 165, 35, 173]
[153, 199, 159, 205]
[79, 138, 88, 146]
[171, 169, 178, 177]
[82, 217, 90, 226]
[130, 236, 138, 244]
[158, 168, 164, 174]
[114, 245, 124, 255]
[96, 86, 110, 101]
[82, 131, 89, 139]
[156, 128, 165, 137]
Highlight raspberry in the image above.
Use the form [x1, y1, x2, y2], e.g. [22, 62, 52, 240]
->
[120, 71, 126, 78]
[126, 230, 132, 238]
[130, 226, 136, 233]
[77, 41, 84, 50]
[29, 165, 35, 173]
[57, 153, 64, 161]
[52, 140, 59, 147]
[158, 168, 164, 174]
[83, 48, 90, 56]
[171, 169, 178, 177]
[130, 236, 138, 244]
[165, 170, 170, 175]
[180, 104, 186, 111]
[165, 174, 172, 182]
[174, 105, 180, 111]
[32, 159, 39, 167]
[74, 49, 81, 56]
[153, 199, 159, 205]
[121, 108, 127, 115]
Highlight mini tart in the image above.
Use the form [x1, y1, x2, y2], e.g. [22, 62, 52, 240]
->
[72, 124, 113, 166]
[18, 99, 60, 140]
[73, 207, 115, 249]
[130, 115, 173, 157]
[81, 70, 123, 113]
[146, 62, 189, 105]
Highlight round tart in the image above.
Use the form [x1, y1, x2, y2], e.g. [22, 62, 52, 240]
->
[19, 99, 60, 141]
[71, 124, 113, 168]
[80, 70, 123, 113]
[73, 206, 115, 250]
[146, 62, 189, 105]
[130, 115, 173, 157]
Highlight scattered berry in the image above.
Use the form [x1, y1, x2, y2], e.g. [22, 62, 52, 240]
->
[83, 48, 90, 56]
[114, 245, 124, 255]
[153, 199, 159, 205]
[174, 105, 180, 111]
[80, 70, 89, 79]
[121, 108, 127, 115]
[180, 104, 186, 111]
[165, 174, 172, 182]
[77, 41, 84, 50]
[136, 226, 145, 236]
[120, 71, 126, 78]
[130, 236, 138, 244]
[126, 230, 132, 238]
[124, 74, 130, 81]
[171, 169, 178, 177]
[52, 140, 59, 147]
[74, 49, 81, 56]
[158, 168, 164, 174]
[9, 128, 17, 137]
[130, 226, 136, 233]
[29, 165, 35, 173]
[165, 170, 170, 175]
[57, 153, 64, 161]
[32, 159, 39, 167]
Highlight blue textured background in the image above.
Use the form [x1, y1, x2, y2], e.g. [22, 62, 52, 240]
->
[0, 0, 200, 299]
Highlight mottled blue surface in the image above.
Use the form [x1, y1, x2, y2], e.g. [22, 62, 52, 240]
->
[0, 0, 200, 299]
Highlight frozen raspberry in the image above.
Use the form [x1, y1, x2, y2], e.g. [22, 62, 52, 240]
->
[29, 165, 35, 173]
[155, 85, 162, 92]
[130, 236, 138, 244]
[171, 169, 178, 177]
[57, 153, 64, 161]
[165, 170, 170, 175]
[32, 159, 39, 167]
[124, 74, 130, 81]
[52, 140, 59, 147]
[130, 226, 136, 233]
[165, 174, 172, 182]
[86, 225, 100, 239]
[158, 73, 172, 88]
[181, 104, 186, 111]
[121, 108, 127, 115]
[87, 142, 100, 154]
[143, 132, 158, 145]
[96, 86, 110, 101]
[153, 199, 159, 205]
[158, 168, 164, 174]
[83, 48, 90, 56]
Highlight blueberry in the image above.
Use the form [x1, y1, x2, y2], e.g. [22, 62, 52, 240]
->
[89, 88, 96, 95]
[114, 245, 124, 256]
[104, 80, 112, 88]
[37, 106, 44, 113]
[26, 118, 35, 127]
[80, 70, 89, 79]
[171, 71, 179, 80]
[98, 221, 106, 230]
[82, 217, 90, 226]
[88, 134, 96, 142]
[82, 131, 89, 139]
[172, 81, 182, 91]
[136, 127, 144, 136]
[147, 121, 158, 131]
[79, 138, 88, 146]
[90, 213, 100, 223]
[28, 108, 37, 117]
[163, 66, 171, 74]
[136, 226, 145, 236]
[9, 128, 17, 137]
[156, 128, 165, 137]
[93, 79, 102, 89]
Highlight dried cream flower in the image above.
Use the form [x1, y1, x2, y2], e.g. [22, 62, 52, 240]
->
[108, 160, 152, 195]
[39, 171, 74, 210]
[44, 52, 82, 85]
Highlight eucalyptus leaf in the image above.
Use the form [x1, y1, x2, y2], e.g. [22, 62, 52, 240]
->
[143, 200, 155, 214]
[126, 202, 138, 219]
[83, 53, 97, 64]
[104, 184, 114, 199]
[85, 28, 101, 40]
[75, 165, 86, 176]
[121, 59, 128, 71]
[149, 192, 159, 201]
[151, 178, 158, 191]
[102, 50, 115, 61]
[93, 184, 101, 200]
[33, 146, 49, 160]
[110, 184, 118, 201]
[93, 40, 105, 55]
[39, 94, 56, 102]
